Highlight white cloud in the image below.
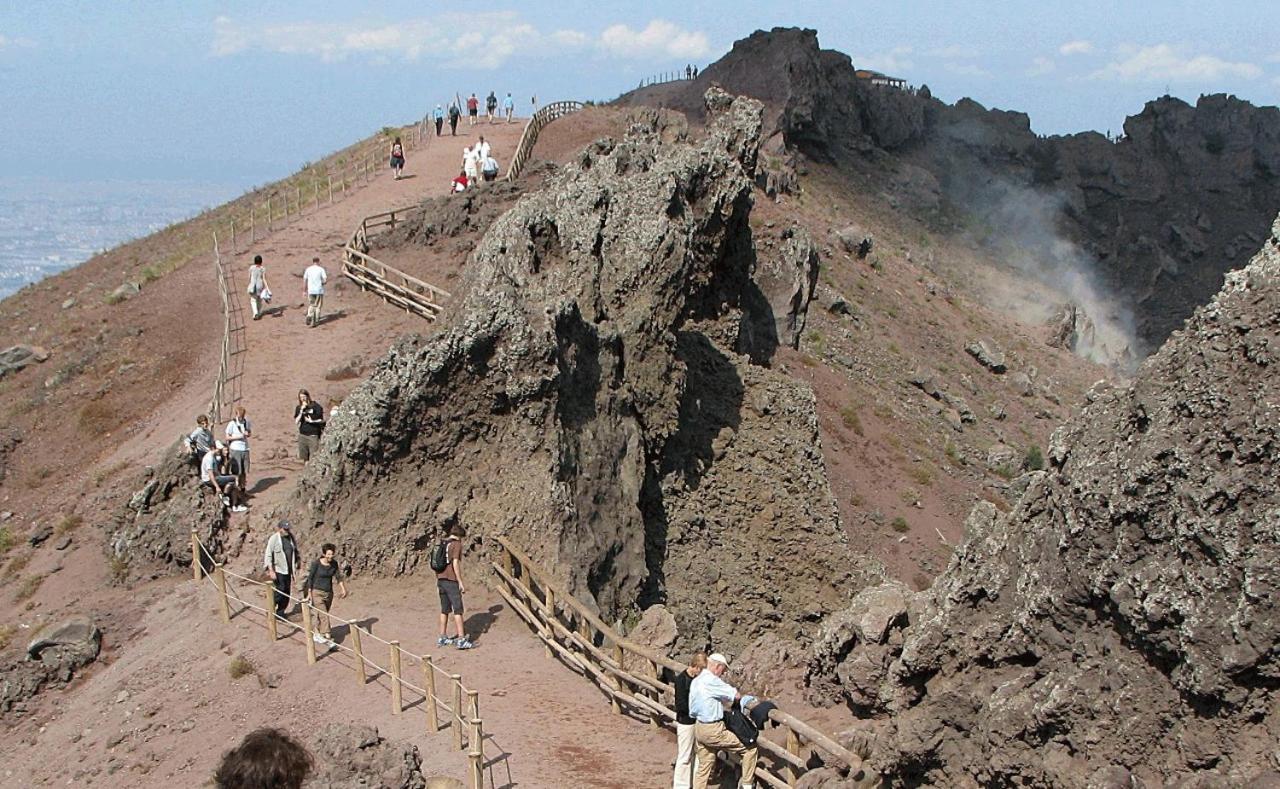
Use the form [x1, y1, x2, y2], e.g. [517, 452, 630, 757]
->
[212, 14, 709, 68]
[1091, 44, 1261, 82]
[926, 44, 979, 59]
[1059, 40, 1093, 56]
[0, 32, 36, 50]
[944, 61, 992, 78]
[598, 20, 709, 59]
[857, 46, 914, 74]
[1026, 56, 1056, 77]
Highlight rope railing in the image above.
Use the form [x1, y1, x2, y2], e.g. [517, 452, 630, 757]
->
[505, 101, 584, 182]
[489, 536, 877, 788]
[340, 204, 451, 321]
[191, 532, 486, 789]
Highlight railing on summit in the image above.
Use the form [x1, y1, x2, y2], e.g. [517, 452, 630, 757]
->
[488, 536, 878, 788]
[340, 205, 451, 322]
[189, 532, 487, 789]
[505, 101, 585, 182]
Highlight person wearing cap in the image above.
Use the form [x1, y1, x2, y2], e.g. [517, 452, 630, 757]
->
[264, 521, 301, 619]
[200, 441, 247, 512]
[689, 653, 758, 789]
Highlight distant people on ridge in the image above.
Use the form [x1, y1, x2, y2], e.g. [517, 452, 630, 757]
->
[303, 256, 327, 327]
[214, 728, 313, 789]
[246, 254, 272, 320]
[389, 136, 405, 180]
[485, 91, 498, 123]
[686, 64, 692, 80]
[433, 104, 445, 136]
[294, 389, 324, 462]
[467, 93, 479, 125]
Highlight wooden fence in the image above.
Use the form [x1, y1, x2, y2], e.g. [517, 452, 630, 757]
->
[489, 536, 878, 788]
[191, 532, 486, 788]
[208, 232, 244, 424]
[341, 205, 451, 321]
[505, 101, 584, 181]
[635, 69, 700, 89]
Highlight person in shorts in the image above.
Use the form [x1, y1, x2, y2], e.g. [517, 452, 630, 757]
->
[435, 523, 473, 649]
[302, 542, 348, 649]
[466, 93, 479, 125]
[303, 257, 327, 327]
[389, 136, 405, 180]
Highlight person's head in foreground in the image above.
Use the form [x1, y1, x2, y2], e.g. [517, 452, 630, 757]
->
[214, 727, 313, 789]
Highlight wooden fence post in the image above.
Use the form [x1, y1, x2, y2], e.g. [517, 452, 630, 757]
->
[191, 530, 202, 580]
[610, 642, 625, 714]
[295, 186, 301, 218]
[470, 717, 484, 769]
[423, 657, 439, 732]
[302, 602, 317, 665]
[265, 585, 278, 641]
[351, 626, 366, 684]
[230, 220, 236, 252]
[327, 175, 333, 204]
[786, 726, 801, 787]
[469, 746, 483, 789]
[452, 675, 464, 750]
[266, 198, 272, 231]
[214, 566, 231, 623]
[390, 641, 403, 714]
[250, 206, 256, 242]
[467, 689, 480, 725]
[543, 586, 556, 659]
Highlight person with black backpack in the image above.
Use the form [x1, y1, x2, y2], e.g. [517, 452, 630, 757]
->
[689, 653, 758, 789]
[432, 523, 473, 649]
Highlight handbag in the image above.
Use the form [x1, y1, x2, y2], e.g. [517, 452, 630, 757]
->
[261, 287, 273, 303]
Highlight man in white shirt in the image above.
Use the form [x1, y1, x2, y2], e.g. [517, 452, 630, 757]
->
[476, 135, 491, 161]
[689, 653, 758, 789]
[224, 406, 252, 492]
[463, 145, 479, 184]
[263, 520, 301, 619]
[303, 256, 327, 327]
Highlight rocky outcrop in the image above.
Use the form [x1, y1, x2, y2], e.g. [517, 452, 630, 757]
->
[288, 91, 867, 651]
[106, 442, 228, 582]
[621, 27, 1280, 353]
[1, 615, 101, 716]
[306, 724, 426, 788]
[0, 345, 49, 380]
[812, 218, 1280, 784]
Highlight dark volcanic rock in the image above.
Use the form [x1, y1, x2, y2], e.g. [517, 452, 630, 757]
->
[306, 724, 425, 788]
[621, 27, 1280, 353]
[2, 615, 101, 716]
[289, 91, 869, 650]
[814, 218, 1280, 785]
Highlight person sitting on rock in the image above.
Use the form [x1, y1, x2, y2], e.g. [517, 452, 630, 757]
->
[214, 727, 313, 789]
[201, 441, 247, 512]
[452, 169, 469, 193]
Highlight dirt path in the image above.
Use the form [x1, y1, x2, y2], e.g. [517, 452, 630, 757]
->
[3, 116, 675, 787]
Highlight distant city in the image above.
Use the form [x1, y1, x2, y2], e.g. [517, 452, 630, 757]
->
[0, 177, 241, 300]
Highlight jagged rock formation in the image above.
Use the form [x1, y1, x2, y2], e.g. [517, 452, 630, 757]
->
[289, 90, 866, 650]
[106, 443, 228, 581]
[1, 615, 101, 716]
[621, 27, 1280, 353]
[810, 218, 1280, 785]
[306, 724, 426, 788]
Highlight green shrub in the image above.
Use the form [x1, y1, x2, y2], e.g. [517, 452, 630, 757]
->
[14, 575, 44, 602]
[229, 654, 257, 680]
[840, 404, 864, 436]
[1024, 444, 1045, 471]
[891, 516, 910, 533]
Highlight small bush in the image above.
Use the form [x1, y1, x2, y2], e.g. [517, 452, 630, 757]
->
[944, 441, 963, 467]
[26, 466, 54, 488]
[138, 265, 162, 284]
[840, 405, 864, 436]
[891, 516, 910, 533]
[14, 575, 44, 602]
[104, 291, 127, 306]
[228, 654, 257, 680]
[56, 514, 83, 534]
[77, 400, 115, 433]
[1024, 444, 1045, 471]
[908, 466, 934, 486]
[109, 556, 129, 584]
[0, 624, 14, 650]
[849, 492, 865, 508]
[5, 552, 30, 577]
[1204, 131, 1225, 155]
[0, 528, 15, 557]
[993, 464, 1016, 480]
[800, 354, 818, 368]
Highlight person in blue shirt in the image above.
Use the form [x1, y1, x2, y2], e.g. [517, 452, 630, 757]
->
[433, 104, 445, 136]
[503, 92, 515, 123]
[688, 653, 758, 789]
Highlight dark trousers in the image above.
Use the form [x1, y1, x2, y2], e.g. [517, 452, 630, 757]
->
[435, 118, 443, 135]
[273, 572, 292, 616]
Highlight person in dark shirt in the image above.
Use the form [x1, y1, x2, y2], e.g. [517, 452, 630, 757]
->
[672, 652, 708, 789]
[301, 542, 347, 648]
[293, 389, 325, 462]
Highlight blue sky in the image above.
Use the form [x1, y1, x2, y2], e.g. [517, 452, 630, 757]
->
[2, 1, 1277, 186]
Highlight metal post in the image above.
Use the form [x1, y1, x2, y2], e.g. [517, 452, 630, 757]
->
[390, 641, 403, 714]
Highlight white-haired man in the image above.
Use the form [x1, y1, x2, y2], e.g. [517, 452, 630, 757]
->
[689, 652, 758, 789]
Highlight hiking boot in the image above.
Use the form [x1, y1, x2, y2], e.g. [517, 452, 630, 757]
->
[455, 638, 475, 650]
[437, 636, 454, 647]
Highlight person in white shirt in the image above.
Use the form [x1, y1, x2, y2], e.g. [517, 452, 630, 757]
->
[303, 256, 327, 327]
[689, 653, 758, 789]
[476, 135, 491, 161]
[201, 442, 247, 512]
[224, 406, 252, 492]
[263, 520, 301, 619]
[463, 145, 479, 184]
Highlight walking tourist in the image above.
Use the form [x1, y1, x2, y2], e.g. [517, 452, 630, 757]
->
[686, 64, 692, 80]
[467, 93, 479, 125]
[476, 135, 491, 161]
[531, 94, 538, 113]
[246, 254, 271, 320]
[303, 256, 327, 327]
[482, 154, 499, 182]
[485, 91, 498, 123]
[389, 137, 406, 180]
[264, 520, 301, 619]
[214, 728, 313, 789]
[186, 414, 214, 465]
[463, 145, 479, 184]
[690, 653, 758, 789]
[448, 102, 461, 135]
[433, 104, 445, 136]
[294, 389, 324, 462]
[302, 542, 348, 649]
[673, 652, 708, 789]
[503, 92, 515, 122]
[201, 441, 248, 512]
[433, 523, 474, 649]
[224, 406, 252, 493]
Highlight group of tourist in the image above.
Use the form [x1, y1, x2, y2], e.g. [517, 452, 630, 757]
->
[245, 254, 328, 327]
[672, 652, 764, 789]
[430, 91, 520, 134]
[454, 134, 500, 192]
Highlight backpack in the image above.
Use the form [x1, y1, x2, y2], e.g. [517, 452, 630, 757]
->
[429, 539, 451, 573]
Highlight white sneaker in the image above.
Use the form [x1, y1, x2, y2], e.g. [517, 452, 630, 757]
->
[231, 505, 249, 513]
[312, 632, 326, 644]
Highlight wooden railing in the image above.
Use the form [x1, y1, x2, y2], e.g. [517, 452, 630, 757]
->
[341, 205, 451, 321]
[636, 69, 700, 89]
[208, 232, 244, 424]
[489, 536, 877, 788]
[191, 532, 486, 788]
[505, 101, 584, 181]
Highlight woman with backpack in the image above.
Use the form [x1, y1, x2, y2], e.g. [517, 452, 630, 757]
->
[389, 137, 405, 180]
[433, 524, 473, 649]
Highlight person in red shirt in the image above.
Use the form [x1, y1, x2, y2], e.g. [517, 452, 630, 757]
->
[451, 170, 469, 193]
[466, 93, 479, 126]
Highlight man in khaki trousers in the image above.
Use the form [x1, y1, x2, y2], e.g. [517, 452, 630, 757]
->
[689, 653, 758, 789]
